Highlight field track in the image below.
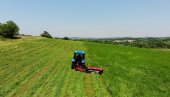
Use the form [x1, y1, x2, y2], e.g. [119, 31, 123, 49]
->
[0, 37, 170, 97]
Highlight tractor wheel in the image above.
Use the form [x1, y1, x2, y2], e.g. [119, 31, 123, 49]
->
[71, 64, 74, 69]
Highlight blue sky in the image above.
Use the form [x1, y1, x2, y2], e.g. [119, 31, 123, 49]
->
[0, 0, 170, 37]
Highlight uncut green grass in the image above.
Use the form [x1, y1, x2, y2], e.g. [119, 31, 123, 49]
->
[85, 42, 170, 97]
[0, 37, 170, 97]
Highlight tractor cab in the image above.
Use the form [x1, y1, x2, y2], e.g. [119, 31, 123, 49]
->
[73, 50, 85, 62]
[72, 50, 86, 69]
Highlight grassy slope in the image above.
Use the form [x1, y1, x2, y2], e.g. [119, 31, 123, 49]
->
[85, 42, 170, 97]
[0, 36, 169, 97]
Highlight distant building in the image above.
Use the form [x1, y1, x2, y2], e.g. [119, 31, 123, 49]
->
[113, 40, 135, 43]
[114, 40, 124, 43]
[127, 40, 135, 43]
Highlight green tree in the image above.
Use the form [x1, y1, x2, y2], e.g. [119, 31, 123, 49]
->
[41, 31, 52, 38]
[0, 23, 2, 36]
[1, 21, 19, 38]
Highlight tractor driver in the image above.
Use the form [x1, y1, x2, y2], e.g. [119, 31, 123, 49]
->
[76, 54, 86, 69]
[76, 54, 82, 62]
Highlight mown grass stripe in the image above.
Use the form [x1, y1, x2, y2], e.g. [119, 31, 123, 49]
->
[13, 64, 52, 97]
[9, 46, 63, 97]
[32, 62, 66, 96]
[0, 41, 61, 82]
[34, 42, 73, 97]
[0, 39, 48, 59]
[26, 44, 69, 96]
[0, 41, 63, 96]
[0, 39, 55, 70]
[0, 39, 61, 73]
[31, 59, 66, 97]
[84, 74, 95, 97]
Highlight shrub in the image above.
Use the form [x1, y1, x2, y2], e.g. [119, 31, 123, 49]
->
[63, 37, 69, 40]
[41, 31, 52, 38]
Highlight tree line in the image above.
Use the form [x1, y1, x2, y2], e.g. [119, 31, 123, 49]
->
[0, 20, 53, 39]
[3, 20, 168, 49]
[85, 38, 170, 49]
[0, 20, 72, 40]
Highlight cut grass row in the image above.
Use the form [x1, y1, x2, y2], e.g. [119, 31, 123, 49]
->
[0, 39, 61, 83]
[2, 42, 64, 96]
[0, 39, 54, 68]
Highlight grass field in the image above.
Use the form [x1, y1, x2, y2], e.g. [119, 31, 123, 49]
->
[0, 36, 170, 97]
